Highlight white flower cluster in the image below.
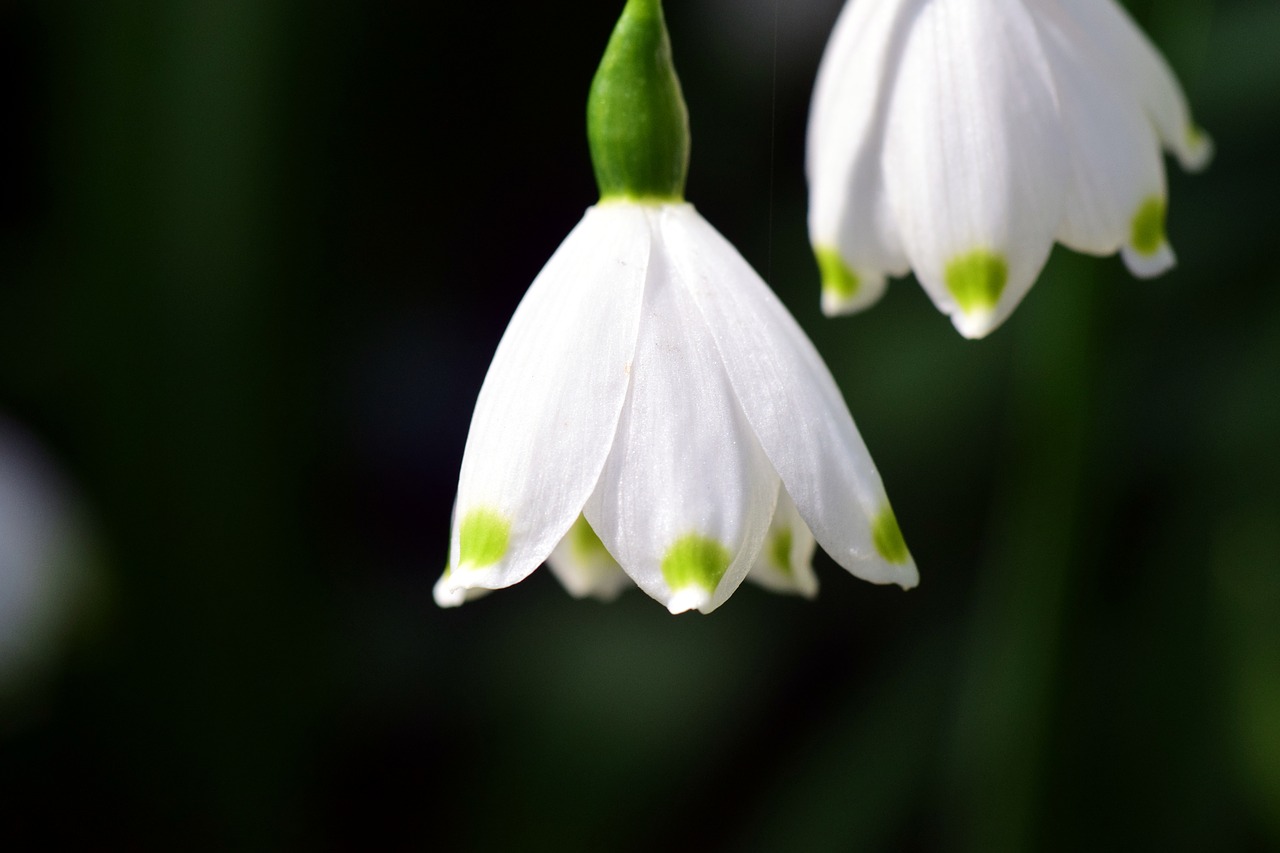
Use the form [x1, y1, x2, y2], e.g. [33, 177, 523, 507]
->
[808, 0, 1211, 338]
[436, 0, 1206, 612]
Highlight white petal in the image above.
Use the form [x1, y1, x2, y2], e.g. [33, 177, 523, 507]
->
[440, 204, 648, 602]
[805, 0, 881, 178]
[661, 204, 917, 589]
[1055, 0, 1212, 172]
[435, 502, 492, 606]
[1121, 228, 1177, 278]
[807, 0, 912, 305]
[816, 249, 889, 318]
[584, 208, 780, 615]
[546, 515, 632, 602]
[0, 419, 92, 685]
[1035, 5, 1171, 270]
[747, 485, 819, 599]
[881, 0, 1069, 339]
[433, 571, 491, 608]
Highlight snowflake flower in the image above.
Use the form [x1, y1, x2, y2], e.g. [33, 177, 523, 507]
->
[435, 0, 915, 613]
[808, 0, 1213, 338]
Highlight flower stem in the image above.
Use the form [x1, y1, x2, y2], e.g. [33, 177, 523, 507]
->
[587, 0, 690, 203]
[945, 256, 1100, 851]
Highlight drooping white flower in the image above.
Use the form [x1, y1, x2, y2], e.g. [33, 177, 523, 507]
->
[434, 0, 915, 614]
[807, 0, 1213, 339]
[434, 200, 915, 614]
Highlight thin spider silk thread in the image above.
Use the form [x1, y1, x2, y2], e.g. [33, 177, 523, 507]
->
[766, 0, 779, 287]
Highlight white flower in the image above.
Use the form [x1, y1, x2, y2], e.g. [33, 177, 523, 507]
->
[434, 201, 916, 614]
[436, 0, 914, 614]
[807, 0, 1213, 339]
[0, 416, 93, 692]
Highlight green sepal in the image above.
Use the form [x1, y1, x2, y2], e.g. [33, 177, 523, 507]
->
[587, 0, 690, 203]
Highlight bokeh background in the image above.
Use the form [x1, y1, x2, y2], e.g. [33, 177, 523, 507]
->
[1, 0, 1277, 849]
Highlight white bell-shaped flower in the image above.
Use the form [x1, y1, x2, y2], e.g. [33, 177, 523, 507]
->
[435, 0, 915, 614]
[807, 0, 1213, 339]
[434, 200, 916, 614]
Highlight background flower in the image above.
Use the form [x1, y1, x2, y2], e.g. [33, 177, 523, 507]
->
[0, 416, 97, 702]
[807, 0, 1213, 338]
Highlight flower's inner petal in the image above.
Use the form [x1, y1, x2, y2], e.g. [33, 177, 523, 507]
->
[546, 514, 632, 602]
[746, 484, 819, 599]
[661, 204, 917, 590]
[881, 0, 1069, 339]
[439, 205, 648, 604]
[1054, 0, 1211, 171]
[1036, 3, 1169, 268]
[806, 0, 915, 309]
[584, 212, 779, 615]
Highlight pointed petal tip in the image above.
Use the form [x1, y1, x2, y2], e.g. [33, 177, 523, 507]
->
[547, 515, 632, 602]
[821, 288, 858, 318]
[1122, 195, 1177, 278]
[942, 249, 1013, 339]
[1178, 125, 1214, 173]
[950, 308, 1001, 340]
[549, 564, 630, 602]
[433, 571, 473, 608]
[815, 247, 887, 317]
[747, 567, 820, 599]
[562, 581, 629, 603]
[823, 504, 920, 590]
[747, 490, 821, 598]
[1122, 241, 1177, 278]
[433, 563, 499, 608]
[433, 583, 465, 609]
[865, 503, 918, 589]
[665, 586, 711, 615]
[833, 552, 919, 590]
[820, 274, 889, 317]
[893, 560, 921, 591]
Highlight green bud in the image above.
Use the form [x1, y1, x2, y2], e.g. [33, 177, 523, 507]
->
[587, 0, 690, 203]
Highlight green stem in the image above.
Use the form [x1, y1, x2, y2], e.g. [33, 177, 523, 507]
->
[945, 257, 1099, 851]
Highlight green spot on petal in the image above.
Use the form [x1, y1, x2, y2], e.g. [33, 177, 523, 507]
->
[872, 505, 910, 565]
[769, 529, 793, 576]
[945, 250, 1008, 314]
[1130, 196, 1167, 257]
[662, 534, 731, 594]
[569, 515, 611, 563]
[815, 247, 860, 301]
[459, 508, 510, 568]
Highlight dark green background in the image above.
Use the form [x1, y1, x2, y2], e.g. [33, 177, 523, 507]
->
[1, 0, 1277, 849]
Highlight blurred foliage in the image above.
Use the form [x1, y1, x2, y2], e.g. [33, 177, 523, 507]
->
[0, 0, 1277, 850]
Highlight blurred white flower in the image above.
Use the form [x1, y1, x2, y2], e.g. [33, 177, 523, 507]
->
[807, 0, 1213, 338]
[0, 417, 94, 695]
[434, 201, 916, 614]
